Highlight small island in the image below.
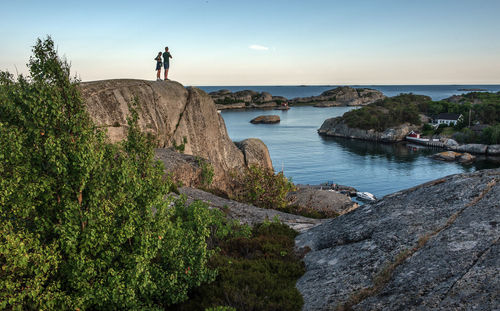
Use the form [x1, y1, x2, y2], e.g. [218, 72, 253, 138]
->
[250, 115, 281, 124]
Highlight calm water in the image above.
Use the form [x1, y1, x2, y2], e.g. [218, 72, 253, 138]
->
[220, 106, 499, 198]
[198, 84, 500, 101]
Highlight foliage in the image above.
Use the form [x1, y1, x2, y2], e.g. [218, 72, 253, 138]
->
[196, 156, 215, 187]
[0, 37, 218, 310]
[342, 94, 426, 131]
[280, 204, 339, 219]
[234, 165, 296, 210]
[173, 136, 188, 153]
[173, 222, 305, 311]
[481, 123, 500, 145]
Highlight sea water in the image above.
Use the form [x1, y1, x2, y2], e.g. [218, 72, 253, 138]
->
[198, 85, 500, 198]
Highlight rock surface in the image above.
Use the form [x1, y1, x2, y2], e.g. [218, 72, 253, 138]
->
[456, 143, 488, 154]
[235, 138, 273, 169]
[210, 89, 288, 110]
[250, 115, 280, 124]
[318, 118, 418, 142]
[487, 144, 500, 155]
[295, 169, 500, 311]
[287, 188, 358, 216]
[81, 79, 273, 195]
[290, 86, 385, 106]
[178, 187, 324, 233]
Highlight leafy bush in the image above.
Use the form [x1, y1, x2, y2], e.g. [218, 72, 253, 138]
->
[173, 222, 305, 311]
[0, 37, 217, 310]
[196, 156, 215, 187]
[233, 165, 296, 210]
[481, 123, 500, 145]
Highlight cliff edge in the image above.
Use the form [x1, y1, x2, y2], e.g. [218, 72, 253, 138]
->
[80, 79, 272, 195]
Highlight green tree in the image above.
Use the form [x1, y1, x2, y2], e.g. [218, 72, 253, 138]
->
[0, 37, 216, 310]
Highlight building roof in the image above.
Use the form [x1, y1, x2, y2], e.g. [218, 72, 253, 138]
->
[434, 113, 462, 121]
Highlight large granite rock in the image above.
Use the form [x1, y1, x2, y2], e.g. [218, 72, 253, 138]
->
[235, 138, 273, 169]
[80, 79, 273, 195]
[318, 118, 418, 142]
[290, 86, 385, 106]
[456, 143, 488, 154]
[295, 169, 500, 310]
[287, 188, 358, 216]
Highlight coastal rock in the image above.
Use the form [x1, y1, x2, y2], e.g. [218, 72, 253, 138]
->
[286, 188, 358, 216]
[235, 138, 273, 169]
[295, 169, 500, 310]
[250, 115, 280, 124]
[210, 89, 288, 109]
[178, 187, 324, 233]
[487, 144, 500, 155]
[318, 118, 417, 142]
[291, 86, 385, 106]
[154, 148, 207, 188]
[443, 138, 459, 147]
[458, 152, 475, 163]
[81, 79, 273, 196]
[432, 151, 462, 161]
[456, 143, 488, 154]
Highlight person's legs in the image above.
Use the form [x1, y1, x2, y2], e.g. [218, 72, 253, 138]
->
[156, 69, 161, 80]
[164, 68, 169, 80]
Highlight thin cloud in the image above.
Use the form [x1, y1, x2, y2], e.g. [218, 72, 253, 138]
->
[249, 44, 269, 51]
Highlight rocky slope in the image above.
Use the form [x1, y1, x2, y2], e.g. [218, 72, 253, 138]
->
[295, 168, 500, 310]
[80, 79, 272, 195]
[210, 86, 385, 110]
[318, 117, 419, 142]
[290, 86, 385, 107]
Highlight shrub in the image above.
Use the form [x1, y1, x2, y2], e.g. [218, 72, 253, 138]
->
[233, 165, 296, 210]
[0, 37, 217, 310]
[481, 124, 500, 144]
[173, 222, 305, 311]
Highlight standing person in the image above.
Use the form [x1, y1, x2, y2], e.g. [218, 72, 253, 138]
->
[154, 52, 162, 81]
[163, 47, 173, 80]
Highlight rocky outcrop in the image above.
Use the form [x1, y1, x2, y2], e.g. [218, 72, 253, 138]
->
[432, 151, 475, 163]
[235, 138, 273, 169]
[286, 188, 358, 216]
[290, 86, 385, 106]
[210, 89, 288, 110]
[209, 87, 384, 110]
[295, 169, 500, 310]
[178, 187, 324, 233]
[318, 117, 418, 142]
[80, 79, 273, 195]
[488, 145, 500, 155]
[250, 115, 280, 124]
[455, 143, 488, 154]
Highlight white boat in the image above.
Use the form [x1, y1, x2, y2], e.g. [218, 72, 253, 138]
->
[356, 191, 376, 202]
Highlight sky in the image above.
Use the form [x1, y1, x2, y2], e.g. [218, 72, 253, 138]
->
[1, 0, 500, 85]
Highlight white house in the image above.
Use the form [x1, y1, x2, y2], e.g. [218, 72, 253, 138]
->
[432, 113, 463, 126]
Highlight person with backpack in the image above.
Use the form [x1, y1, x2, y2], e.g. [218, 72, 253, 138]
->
[154, 52, 162, 81]
[163, 47, 173, 80]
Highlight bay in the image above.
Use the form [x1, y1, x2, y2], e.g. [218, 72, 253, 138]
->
[220, 106, 499, 198]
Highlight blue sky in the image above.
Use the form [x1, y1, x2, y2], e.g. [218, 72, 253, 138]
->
[1, 0, 499, 85]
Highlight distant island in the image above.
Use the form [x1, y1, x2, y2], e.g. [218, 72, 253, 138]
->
[457, 88, 488, 91]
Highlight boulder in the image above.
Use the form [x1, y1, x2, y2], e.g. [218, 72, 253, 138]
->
[487, 144, 500, 155]
[286, 188, 358, 216]
[458, 152, 475, 163]
[456, 143, 488, 154]
[295, 169, 500, 310]
[250, 115, 280, 124]
[81, 79, 273, 196]
[235, 138, 273, 169]
[154, 148, 206, 188]
[215, 102, 246, 110]
[444, 138, 459, 147]
[432, 151, 462, 161]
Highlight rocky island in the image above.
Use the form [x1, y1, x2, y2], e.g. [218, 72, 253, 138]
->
[210, 86, 385, 110]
